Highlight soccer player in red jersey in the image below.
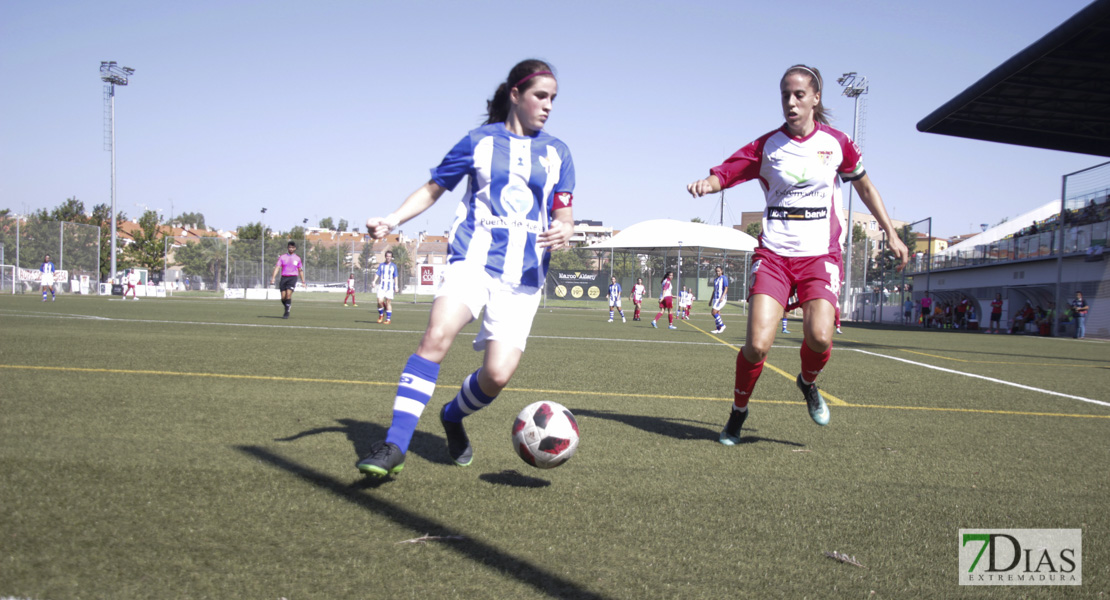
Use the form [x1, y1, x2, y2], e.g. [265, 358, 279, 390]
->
[688, 64, 908, 445]
[630, 278, 646, 321]
[651, 272, 676, 330]
[343, 273, 357, 307]
[989, 293, 1003, 333]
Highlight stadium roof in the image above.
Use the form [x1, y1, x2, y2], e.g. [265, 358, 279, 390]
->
[916, 0, 1110, 157]
[589, 219, 757, 253]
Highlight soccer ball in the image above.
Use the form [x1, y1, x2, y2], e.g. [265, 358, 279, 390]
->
[512, 401, 580, 469]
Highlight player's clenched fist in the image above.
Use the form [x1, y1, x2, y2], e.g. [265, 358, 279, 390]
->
[687, 176, 722, 198]
[365, 215, 400, 240]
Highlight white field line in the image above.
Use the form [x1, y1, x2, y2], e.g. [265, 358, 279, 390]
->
[6, 310, 1103, 405]
[848, 348, 1110, 408]
[0, 312, 746, 347]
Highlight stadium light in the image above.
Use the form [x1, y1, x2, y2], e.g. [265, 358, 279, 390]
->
[101, 60, 136, 282]
[837, 71, 868, 319]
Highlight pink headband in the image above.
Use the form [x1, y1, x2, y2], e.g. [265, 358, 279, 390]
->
[512, 70, 553, 89]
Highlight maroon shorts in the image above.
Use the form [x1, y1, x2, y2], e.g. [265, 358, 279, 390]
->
[658, 296, 673, 310]
[748, 249, 841, 308]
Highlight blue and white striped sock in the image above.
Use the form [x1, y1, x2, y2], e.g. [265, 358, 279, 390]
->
[384, 354, 440, 454]
[442, 369, 497, 423]
[715, 314, 724, 328]
[386, 310, 392, 321]
[609, 309, 614, 319]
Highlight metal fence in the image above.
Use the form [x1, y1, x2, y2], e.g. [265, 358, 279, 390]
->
[0, 216, 101, 293]
[542, 247, 753, 311]
[165, 235, 411, 292]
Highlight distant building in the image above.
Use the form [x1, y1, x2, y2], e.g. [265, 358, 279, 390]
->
[571, 220, 614, 247]
[915, 233, 948, 255]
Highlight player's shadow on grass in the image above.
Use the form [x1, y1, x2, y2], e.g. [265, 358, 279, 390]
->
[274, 418, 457, 469]
[573, 409, 804, 447]
[235, 445, 609, 600]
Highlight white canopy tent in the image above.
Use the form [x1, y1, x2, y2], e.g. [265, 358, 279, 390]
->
[589, 219, 757, 254]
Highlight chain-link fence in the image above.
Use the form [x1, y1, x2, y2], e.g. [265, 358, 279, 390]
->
[0, 216, 101, 293]
[166, 235, 411, 293]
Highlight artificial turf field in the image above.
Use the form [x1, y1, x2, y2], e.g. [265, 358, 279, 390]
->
[1, 292, 1107, 599]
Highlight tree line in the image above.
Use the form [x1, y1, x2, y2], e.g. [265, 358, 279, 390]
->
[0, 199, 401, 284]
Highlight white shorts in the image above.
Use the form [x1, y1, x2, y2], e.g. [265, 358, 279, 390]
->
[436, 262, 541, 352]
[711, 297, 727, 312]
[609, 298, 622, 308]
[41, 276, 55, 287]
[377, 289, 394, 300]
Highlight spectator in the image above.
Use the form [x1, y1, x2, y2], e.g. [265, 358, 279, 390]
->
[1036, 302, 1055, 336]
[1010, 301, 1035, 334]
[955, 297, 969, 329]
[988, 293, 1003, 334]
[1070, 291, 1089, 339]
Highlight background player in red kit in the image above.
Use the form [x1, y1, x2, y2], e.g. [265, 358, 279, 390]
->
[688, 64, 908, 445]
[630, 278, 646, 321]
[651, 272, 676, 330]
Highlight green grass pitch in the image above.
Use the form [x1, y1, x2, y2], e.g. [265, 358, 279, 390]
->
[1, 293, 1107, 599]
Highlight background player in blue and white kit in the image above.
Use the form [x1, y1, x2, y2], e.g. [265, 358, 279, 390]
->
[709, 266, 728, 333]
[688, 64, 908, 446]
[358, 59, 575, 477]
[607, 276, 625, 323]
[40, 254, 57, 301]
[373, 250, 399, 324]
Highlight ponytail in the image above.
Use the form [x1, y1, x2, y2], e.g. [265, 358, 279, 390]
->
[485, 59, 556, 125]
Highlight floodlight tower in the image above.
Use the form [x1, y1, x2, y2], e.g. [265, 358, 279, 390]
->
[101, 61, 135, 282]
[836, 71, 868, 317]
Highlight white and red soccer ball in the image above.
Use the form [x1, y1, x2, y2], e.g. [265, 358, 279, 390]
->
[512, 401, 579, 469]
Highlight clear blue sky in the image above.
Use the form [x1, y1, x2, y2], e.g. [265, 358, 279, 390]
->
[0, 0, 1099, 239]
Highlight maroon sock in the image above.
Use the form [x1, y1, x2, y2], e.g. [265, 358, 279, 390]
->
[799, 342, 831, 383]
[734, 351, 765, 409]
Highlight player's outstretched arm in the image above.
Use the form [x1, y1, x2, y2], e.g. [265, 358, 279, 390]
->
[687, 175, 722, 198]
[539, 207, 574, 250]
[852, 173, 909, 271]
[366, 180, 447, 240]
[270, 262, 281, 286]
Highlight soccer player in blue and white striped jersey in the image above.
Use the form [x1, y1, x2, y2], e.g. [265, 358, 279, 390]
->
[607, 277, 625, 323]
[358, 59, 576, 477]
[40, 254, 57, 301]
[374, 251, 399, 324]
[710, 266, 728, 334]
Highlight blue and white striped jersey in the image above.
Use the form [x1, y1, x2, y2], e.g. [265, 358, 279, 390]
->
[712, 275, 729, 301]
[431, 122, 575, 288]
[376, 262, 398, 292]
[608, 282, 621, 298]
[40, 261, 55, 275]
